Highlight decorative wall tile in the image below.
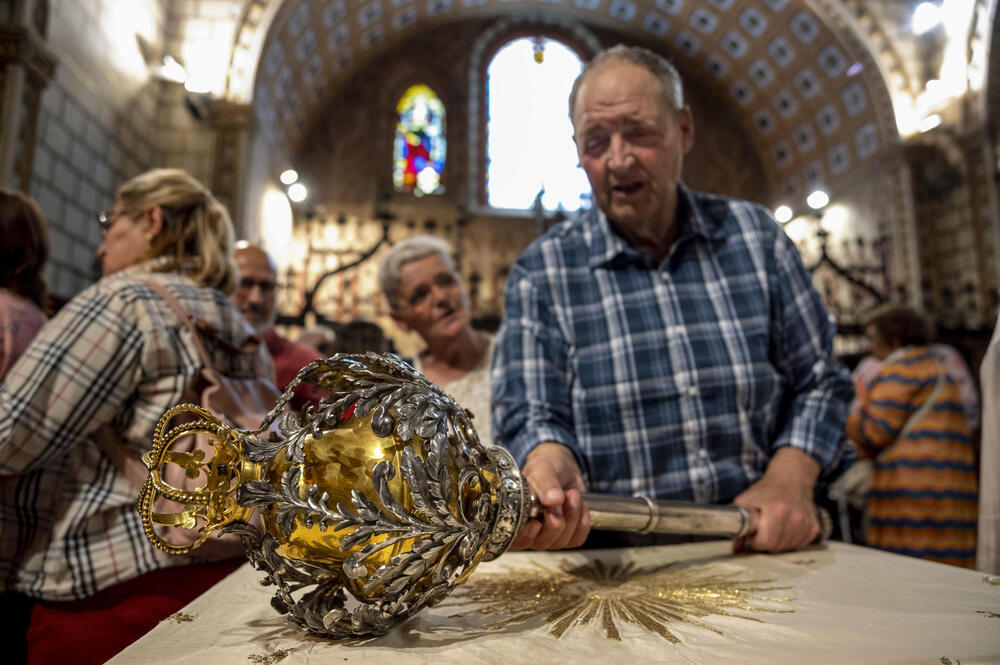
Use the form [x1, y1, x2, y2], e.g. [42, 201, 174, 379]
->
[739, 7, 767, 37]
[358, 1, 383, 28]
[675, 31, 700, 55]
[773, 89, 798, 117]
[749, 59, 774, 87]
[793, 122, 815, 152]
[827, 143, 849, 174]
[428, 0, 452, 14]
[288, 2, 310, 36]
[361, 24, 384, 47]
[609, 0, 636, 21]
[842, 81, 867, 115]
[721, 31, 748, 59]
[782, 175, 799, 198]
[295, 30, 317, 61]
[789, 11, 819, 44]
[275, 66, 294, 99]
[804, 159, 823, 187]
[815, 104, 840, 134]
[328, 23, 350, 52]
[392, 7, 417, 28]
[793, 68, 820, 99]
[705, 52, 728, 77]
[772, 141, 792, 167]
[760, 0, 788, 12]
[655, 0, 683, 14]
[854, 123, 878, 158]
[753, 108, 776, 134]
[264, 41, 285, 77]
[768, 36, 795, 67]
[731, 79, 754, 105]
[324, 0, 347, 27]
[817, 44, 846, 78]
[689, 8, 717, 34]
[643, 12, 669, 36]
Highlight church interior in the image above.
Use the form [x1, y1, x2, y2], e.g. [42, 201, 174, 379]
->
[1, 2, 999, 661]
[2, 0, 997, 362]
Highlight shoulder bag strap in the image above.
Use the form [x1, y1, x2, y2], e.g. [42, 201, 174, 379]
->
[138, 277, 219, 378]
[890, 357, 947, 451]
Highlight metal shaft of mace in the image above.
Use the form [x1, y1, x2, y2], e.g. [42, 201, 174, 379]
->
[528, 493, 833, 541]
[582, 494, 752, 537]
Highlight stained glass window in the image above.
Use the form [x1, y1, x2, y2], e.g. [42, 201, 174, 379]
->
[486, 37, 590, 211]
[393, 84, 446, 196]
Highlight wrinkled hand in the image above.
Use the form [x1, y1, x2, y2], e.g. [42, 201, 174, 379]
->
[732, 447, 821, 553]
[509, 442, 591, 551]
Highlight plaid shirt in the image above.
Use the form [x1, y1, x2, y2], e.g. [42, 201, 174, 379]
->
[0, 259, 274, 600]
[492, 185, 853, 504]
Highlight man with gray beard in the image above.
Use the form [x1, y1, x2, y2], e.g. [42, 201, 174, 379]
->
[233, 244, 324, 413]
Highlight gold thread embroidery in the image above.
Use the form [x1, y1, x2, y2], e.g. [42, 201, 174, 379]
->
[983, 576, 1000, 586]
[445, 559, 792, 642]
[164, 612, 194, 623]
[247, 650, 292, 664]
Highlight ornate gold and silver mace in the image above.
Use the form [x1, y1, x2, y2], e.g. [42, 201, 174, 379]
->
[137, 353, 828, 639]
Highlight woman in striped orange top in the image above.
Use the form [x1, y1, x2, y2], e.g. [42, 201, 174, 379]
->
[847, 304, 978, 567]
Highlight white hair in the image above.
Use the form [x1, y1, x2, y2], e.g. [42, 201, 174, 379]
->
[378, 235, 456, 309]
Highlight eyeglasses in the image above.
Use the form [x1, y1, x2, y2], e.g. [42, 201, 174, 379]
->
[237, 277, 277, 293]
[97, 209, 126, 238]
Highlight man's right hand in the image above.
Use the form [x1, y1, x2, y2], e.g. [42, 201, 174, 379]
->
[509, 442, 591, 551]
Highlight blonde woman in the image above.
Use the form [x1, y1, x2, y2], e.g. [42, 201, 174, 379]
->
[0, 169, 275, 665]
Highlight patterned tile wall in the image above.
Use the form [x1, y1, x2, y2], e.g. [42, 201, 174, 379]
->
[29, 0, 166, 303]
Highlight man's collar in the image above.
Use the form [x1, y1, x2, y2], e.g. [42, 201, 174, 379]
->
[585, 183, 726, 269]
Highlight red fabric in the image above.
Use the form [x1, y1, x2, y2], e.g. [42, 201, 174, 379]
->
[264, 329, 325, 412]
[27, 559, 243, 665]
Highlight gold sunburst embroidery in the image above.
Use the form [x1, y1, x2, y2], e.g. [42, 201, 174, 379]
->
[164, 612, 194, 623]
[445, 559, 792, 643]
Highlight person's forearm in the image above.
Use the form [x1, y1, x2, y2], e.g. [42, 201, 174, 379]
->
[764, 446, 820, 492]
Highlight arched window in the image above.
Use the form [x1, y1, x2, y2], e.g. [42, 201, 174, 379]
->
[486, 37, 590, 212]
[393, 84, 446, 196]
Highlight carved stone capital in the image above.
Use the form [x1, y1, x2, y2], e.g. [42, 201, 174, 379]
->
[208, 99, 252, 130]
[0, 27, 57, 86]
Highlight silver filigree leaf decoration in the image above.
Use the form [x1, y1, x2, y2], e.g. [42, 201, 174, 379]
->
[238, 467, 345, 538]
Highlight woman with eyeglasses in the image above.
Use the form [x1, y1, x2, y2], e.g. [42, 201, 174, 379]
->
[378, 235, 494, 444]
[0, 169, 275, 665]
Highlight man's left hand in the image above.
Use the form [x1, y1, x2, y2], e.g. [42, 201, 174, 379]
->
[732, 447, 821, 553]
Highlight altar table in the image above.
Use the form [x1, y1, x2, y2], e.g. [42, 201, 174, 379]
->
[108, 540, 999, 664]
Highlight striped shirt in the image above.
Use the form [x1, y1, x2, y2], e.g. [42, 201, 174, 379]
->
[847, 346, 978, 567]
[492, 185, 853, 504]
[0, 258, 274, 600]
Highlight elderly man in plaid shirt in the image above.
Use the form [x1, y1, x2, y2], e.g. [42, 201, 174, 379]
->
[492, 45, 853, 554]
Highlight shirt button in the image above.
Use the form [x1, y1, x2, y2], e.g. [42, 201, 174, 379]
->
[687, 386, 699, 397]
[698, 449, 708, 458]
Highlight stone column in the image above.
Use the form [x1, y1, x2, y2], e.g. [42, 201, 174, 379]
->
[0, 22, 56, 190]
[209, 99, 252, 234]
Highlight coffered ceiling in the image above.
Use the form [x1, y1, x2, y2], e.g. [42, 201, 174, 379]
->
[220, 0, 958, 206]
